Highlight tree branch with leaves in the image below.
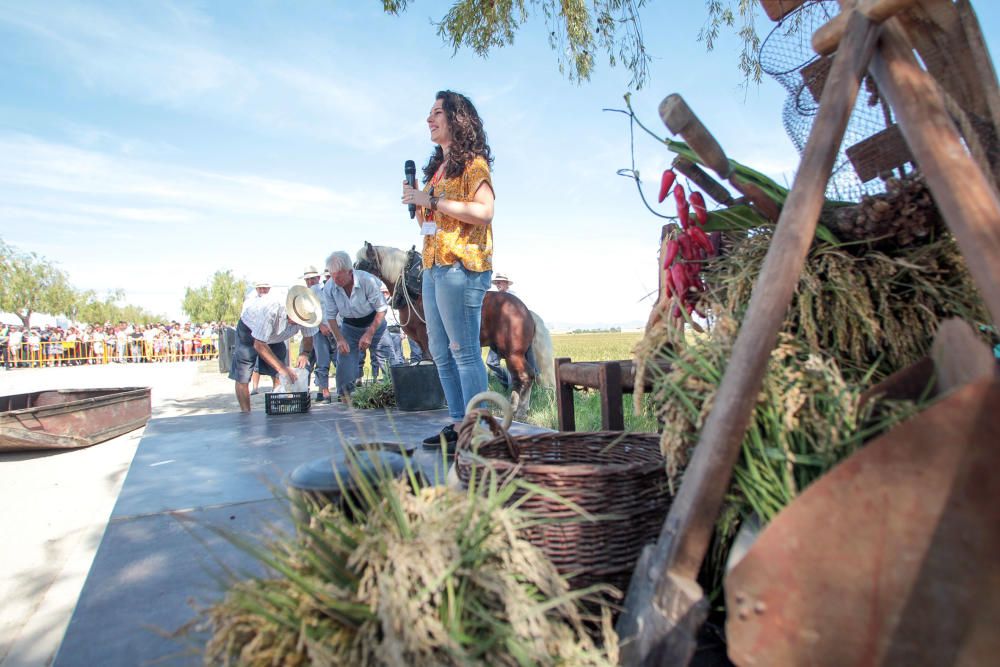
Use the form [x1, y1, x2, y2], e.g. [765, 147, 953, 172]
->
[382, 0, 777, 88]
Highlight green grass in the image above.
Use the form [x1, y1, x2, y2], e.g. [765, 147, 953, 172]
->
[517, 330, 658, 432]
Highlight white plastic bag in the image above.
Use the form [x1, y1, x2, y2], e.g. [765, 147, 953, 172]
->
[275, 367, 309, 393]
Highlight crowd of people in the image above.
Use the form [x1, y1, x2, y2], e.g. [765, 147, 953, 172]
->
[0, 322, 224, 369]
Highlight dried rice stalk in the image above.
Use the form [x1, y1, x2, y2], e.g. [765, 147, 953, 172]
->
[707, 231, 987, 379]
[199, 471, 618, 667]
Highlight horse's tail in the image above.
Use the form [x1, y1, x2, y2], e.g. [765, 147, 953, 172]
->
[529, 311, 555, 388]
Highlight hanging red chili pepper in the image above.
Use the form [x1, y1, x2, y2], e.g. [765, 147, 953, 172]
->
[677, 201, 691, 230]
[663, 239, 679, 269]
[677, 233, 695, 261]
[689, 226, 715, 256]
[670, 264, 688, 297]
[673, 183, 686, 209]
[658, 169, 676, 204]
[689, 191, 708, 226]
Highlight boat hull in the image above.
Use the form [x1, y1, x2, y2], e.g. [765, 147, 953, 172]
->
[0, 388, 152, 451]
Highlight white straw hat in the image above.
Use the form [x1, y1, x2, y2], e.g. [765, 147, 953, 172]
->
[301, 265, 321, 280]
[254, 280, 271, 289]
[286, 285, 323, 327]
[492, 273, 512, 284]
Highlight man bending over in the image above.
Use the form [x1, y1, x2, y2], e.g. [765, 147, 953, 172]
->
[230, 285, 322, 412]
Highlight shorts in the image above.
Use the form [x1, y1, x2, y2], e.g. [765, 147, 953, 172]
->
[228, 320, 287, 384]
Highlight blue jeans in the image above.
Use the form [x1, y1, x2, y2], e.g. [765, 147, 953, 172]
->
[384, 330, 404, 365]
[312, 332, 334, 390]
[422, 263, 490, 420]
[336, 320, 386, 396]
[486, 347, 509, 389]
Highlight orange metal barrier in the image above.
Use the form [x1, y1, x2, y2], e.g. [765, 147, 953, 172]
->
[3, 337, 219, 368]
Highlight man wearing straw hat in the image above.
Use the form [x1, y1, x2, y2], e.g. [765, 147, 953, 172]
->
[229, 285, 322, 412]
[303, 265, 336, 404]
[247, 280, 272, 394]
[487, 273, 516, 388]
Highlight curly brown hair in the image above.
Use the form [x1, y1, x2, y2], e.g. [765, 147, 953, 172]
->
[422, 90, 494, 183]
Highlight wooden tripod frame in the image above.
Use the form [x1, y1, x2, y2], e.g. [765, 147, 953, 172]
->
[617, 1, 1000, 664]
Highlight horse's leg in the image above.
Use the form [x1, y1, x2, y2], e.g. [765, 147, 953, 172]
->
[411, 299, 430, 353]
[505, 353, 534, 421]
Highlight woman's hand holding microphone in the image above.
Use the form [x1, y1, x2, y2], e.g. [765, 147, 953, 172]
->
[402, 181, 432, 219]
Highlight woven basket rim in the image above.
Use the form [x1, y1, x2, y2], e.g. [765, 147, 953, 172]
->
[456, 430, 664, 476]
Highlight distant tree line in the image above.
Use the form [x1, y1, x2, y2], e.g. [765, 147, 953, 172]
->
[181, 270, 250, 324]
[1, 238, 252, 327]
[570, 327, 622, 334]
[0, 237, 166, 327]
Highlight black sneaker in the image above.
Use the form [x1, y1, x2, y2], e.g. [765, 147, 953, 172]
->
[422, 424, 458, 448]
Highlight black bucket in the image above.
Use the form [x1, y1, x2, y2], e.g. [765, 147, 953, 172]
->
[286, 446, 414, 522]
[218, 326, 236, 374]
[389, 361, 446, 411]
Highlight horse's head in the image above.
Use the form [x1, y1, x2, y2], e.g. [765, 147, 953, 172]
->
[354, 241, 379, 278]
[354, 243, 412, 287]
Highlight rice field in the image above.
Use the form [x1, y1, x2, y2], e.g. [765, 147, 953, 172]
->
[549, 331, 644, 363]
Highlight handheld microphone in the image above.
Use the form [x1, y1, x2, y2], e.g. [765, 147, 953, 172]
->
[404, 160, 417, 219]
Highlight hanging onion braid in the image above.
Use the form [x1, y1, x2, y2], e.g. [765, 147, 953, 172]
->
[422, 90, 494, 183]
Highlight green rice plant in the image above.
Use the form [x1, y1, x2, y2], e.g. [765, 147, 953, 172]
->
[350, 377, 396, 409]
[196, 446, 619, 666]
[642, 312, 929, 596]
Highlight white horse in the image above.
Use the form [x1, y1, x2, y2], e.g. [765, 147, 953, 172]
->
[356, 243, 554, 420]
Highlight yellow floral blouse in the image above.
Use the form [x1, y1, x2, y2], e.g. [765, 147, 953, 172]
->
[422, 155, 494, 272]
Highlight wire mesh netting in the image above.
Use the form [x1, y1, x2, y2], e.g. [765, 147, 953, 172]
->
[760, 0, 903, 202]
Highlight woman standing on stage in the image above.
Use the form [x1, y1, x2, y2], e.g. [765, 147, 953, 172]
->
[401, 90, 495, 448]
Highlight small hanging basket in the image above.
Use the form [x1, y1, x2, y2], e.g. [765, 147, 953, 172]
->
[455, 393, 671, 592]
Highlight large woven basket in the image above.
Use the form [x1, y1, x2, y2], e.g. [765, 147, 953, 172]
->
[455, 408, 670, 593]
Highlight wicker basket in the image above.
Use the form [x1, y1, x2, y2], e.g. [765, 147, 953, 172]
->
[455, 409, 670, 593]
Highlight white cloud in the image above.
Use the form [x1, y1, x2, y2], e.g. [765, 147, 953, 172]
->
[0, 2, 427, 151]
[0, 133, 407, 319]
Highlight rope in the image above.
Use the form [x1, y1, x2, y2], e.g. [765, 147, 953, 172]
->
[394, 270, 426, 327]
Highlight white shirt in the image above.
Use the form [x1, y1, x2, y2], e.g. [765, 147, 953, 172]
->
[321, 269, 388, 321]
[241, 293, 318, 344]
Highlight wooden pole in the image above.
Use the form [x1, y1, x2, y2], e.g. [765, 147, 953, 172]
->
[813, 0, 918, 55]
[868, 18, 1000, 327]
[660, 95, 781, 221]
[672, 157, 734, 206]
[617, 10, 883, 666]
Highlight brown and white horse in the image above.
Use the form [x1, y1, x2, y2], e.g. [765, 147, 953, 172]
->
[355, 242, 554, 420]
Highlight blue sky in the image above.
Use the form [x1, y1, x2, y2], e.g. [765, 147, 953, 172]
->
[2, 1, 997, 330]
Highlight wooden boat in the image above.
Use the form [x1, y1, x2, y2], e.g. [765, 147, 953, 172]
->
[0, 387, 152, 451]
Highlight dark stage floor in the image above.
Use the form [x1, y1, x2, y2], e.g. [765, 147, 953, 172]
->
[52, 403, 548, 666]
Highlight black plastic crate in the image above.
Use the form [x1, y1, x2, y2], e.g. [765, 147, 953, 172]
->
[264, 391, 311, 415]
